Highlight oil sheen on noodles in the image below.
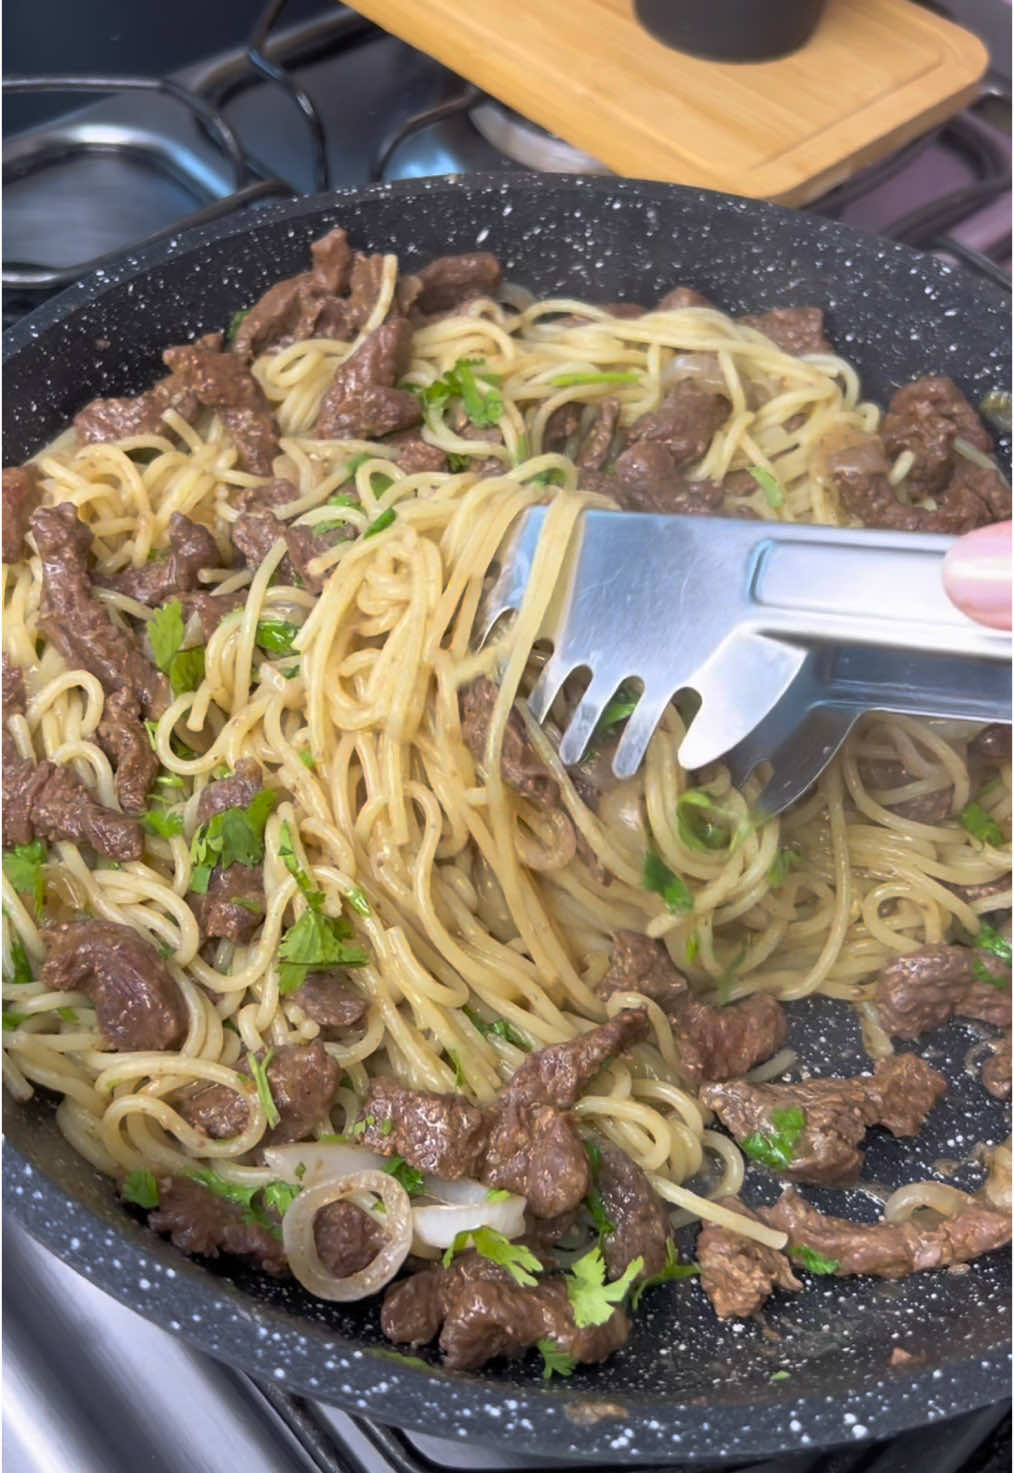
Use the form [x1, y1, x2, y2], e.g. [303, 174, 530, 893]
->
[2, 281, 1009, 1257]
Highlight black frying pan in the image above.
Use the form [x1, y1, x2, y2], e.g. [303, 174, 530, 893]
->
[3, 175, 1011, 1465]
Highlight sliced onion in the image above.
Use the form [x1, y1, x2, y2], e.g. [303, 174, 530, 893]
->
[264, 1141, 388, 1186]
[982, 1142, 1012, 1213]
[953, 436, 1002, 473]
[882, 1181, 973, 1223]
[857, 1001, 895, 1062]
[412, 1177, 526, 1250]
[281, 1171, 412, 1301]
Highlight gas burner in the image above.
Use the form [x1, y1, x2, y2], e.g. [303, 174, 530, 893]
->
[468, 98, 608, 174]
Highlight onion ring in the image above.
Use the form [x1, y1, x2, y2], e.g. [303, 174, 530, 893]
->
[281, 1170, 411, 1300]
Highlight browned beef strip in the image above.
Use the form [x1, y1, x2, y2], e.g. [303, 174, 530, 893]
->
[982, 1029, 1012, 1099]
[764, 1186, 1011, 1279]
[697, 1196, 801, 1319]
[577, 397, 620, 470]
[606, 441, 727, 516]
[147, 1176, 288, 1275]
[189, 862, 264, 943]
[317, 384, 422, 441]
[598, 931, 788, 1085]
[459, 674, 560, 809]
[290, 971, 368, 1031]
[176, 589, 248, 638]
[176, 1041, 339, 1145]
[323, 318, 413, 404]
[658, 287, 714, 310]
[231, 510, 333, 593]
[233, 228, 357, 360]
[882, 376, 994, 496]
[413, 253, 502, 316]
[482, 1100, 592, 1218]
[499, 1010, 649, 1112]
[626, 382, 728, 467]
[2, 739, 143, 860]
[874, 943, 1011, 1040]
[310, 227, 354, 294]
[946, 873, 1012, 911]
[97, 686, 158, 815]
[858, 751, 959, 823]
[543, 402, 582, 453]
[595, 1140, 670, 1281]
[314, 1199, 385, 1278]
[970, 724, 1012, 765]
[828, 436, 1011, 533]
[196, 758, 264, 824]
[2, 464, 41, 563]
[387, 435, 448, 474]
[221, 407, 279, 475]
[30, 503, 169, 717]
[701, 1054, 948, 1186]
[162, 342, 267, 411]
[740, 306, 832, 356]
[74, 376, 199, 446]
[355, 1078, 491, 1178]
[97, 512, 219, 607]
[235, 479, 300, 514]
[381, 1250, 628, 1373]
[43, 919, 186, 1050]
[3, 653, 26, 719]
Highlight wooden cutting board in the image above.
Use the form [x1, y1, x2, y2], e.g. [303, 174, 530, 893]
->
[347, 0, 987, 204]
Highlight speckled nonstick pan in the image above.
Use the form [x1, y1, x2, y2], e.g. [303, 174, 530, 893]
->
[3, 176, 1011, 1465]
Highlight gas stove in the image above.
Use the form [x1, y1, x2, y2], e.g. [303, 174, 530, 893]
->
[2, 3, 1012, 1469]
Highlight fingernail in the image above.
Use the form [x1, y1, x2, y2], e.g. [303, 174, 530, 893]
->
[942, 521, 1012, 631]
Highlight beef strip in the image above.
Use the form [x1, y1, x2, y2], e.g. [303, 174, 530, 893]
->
[701, 1054, 948, 1185]
[74, 375, 199, 446]
[982, 1029, 1012, 1099]
[175, 1040, 340, 1145]
[234, 478, 301, 515]
[603, 442, 726, 515]
[231, 511, 327, 591]
[945, 873, 1012, 911]
[413, 252, 502, 316]
[220, 407, 279, 475]
[2, 464, 41, 563]
[459, 675, 560, 809]
[386, 434, 449, 474]
[697, 1196, 801, 1319]
[147, 1176, 288, 1275]
[96, 686, 158, 815]
[314, 1199, 385, 1278]
[969, 724, 1012, 765]
[97, 512, 218, 606]
[176, 588, 248, 638]
[316, 319, 417, 441]
[43, 919, 186, 1051]
[290, 971, 368, 1032]
[30, 503, 169, 717]
[658, 287, 714, 311]
[233, 228, 358, 360]
[858, 748, 960, 823]
[381, 1250, 628, 1372]
[576, 398, 620, 470]
[161, 342, 279, 474]
[2, 739, 143, 860]
[874, 943, 1011, 1040]
[740, 306, 832, 356]
[356, 1013, 649, 1217]
[625, 381, 728, 467]
[828, 435, 1010, 533]
[595, 1140, 670, 1281]
[189, 863, 264, 944]
[543, 402, 583, 453]
[196, 758, 263, 824]
[882, 376, 994, 496]
[764, 1186, 1011, 1279]
[598, 931, 788, 1084]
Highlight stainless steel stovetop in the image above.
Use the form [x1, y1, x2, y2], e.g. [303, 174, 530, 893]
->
[2, 3, 1011, 1469]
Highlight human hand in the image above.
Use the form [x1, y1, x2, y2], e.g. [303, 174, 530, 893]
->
[942, 520, 1012, 631]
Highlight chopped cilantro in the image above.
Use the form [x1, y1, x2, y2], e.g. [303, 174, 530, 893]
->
[3, 840, 47, 910]
[585, 1140, 602, 1180]
[298, 749, 317, 770]
[226, 308, 249, 344]
[960, 800, 1005, 847]
[122, 1169, 160, 1209]
[147, 600, 206, 694]
[463, 1005, 531, 1051]
[344, 452, 371, 478]
[384, 1156, 425, 1196]
[2, 1011, 27, 1030]
[363, 507, 397, 539]
[442, 1226, 541, 1287]
[344, 884, 371, 917]
[768, 848, 801, 888]
[447, 1049, 465, 1088]
[380, 1117, 395, 1137]
[186, 1167, 280, 1237]
[57, 1007, 77, 1023]
[484, 1188, 512, 1202]
[277, 907, 368, 995]
[685, 931, 700, 963]
[262, 1179, 301, 1216]
[629, 1238, 700, 1309]
[677, 790, 736, 852]
[190, 789, 278, 889]
[549, 371, 641, 388]
[169, 645, 206, 695]
[643, 849, 693, 914]
[747, 465, 785, 509]
[142, 808, 184, 839]
[566, 1246, 643, 1328]
[446, 452, 471, 472]
[3, 931, 33, 985]
[255, 619, 301, 656]
[790, 1244, 840, 1275]
[248, 1049, 280, 1129]
[413, 359, 503, 427]
[594, 683, 640, 739]
[373, 1349, 431, 1371]
[537, 1339, 577, 1380]
[586, 1186, 615, 1245]
[976, 922, 1012, 967]
[741, 1105, 806, 1170]
[770, 1370, 791, 1383]
[972, 958, 1008, 989]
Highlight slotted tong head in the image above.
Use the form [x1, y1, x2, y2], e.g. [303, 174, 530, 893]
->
[482, 509, 1012, 814]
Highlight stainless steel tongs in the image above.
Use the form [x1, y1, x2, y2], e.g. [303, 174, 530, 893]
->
[481, 509, 1013, 814]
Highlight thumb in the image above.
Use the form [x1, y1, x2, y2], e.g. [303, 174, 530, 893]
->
[942, 520, 1012, 631]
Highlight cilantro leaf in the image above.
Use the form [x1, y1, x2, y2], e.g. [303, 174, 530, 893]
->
[976, 922, 1013, 968]
[187, 1167, 259, 1213]
[148, 601, 185, 673]
[344, 884, 371, 918]
[586, 1186, 615, 1245]
[629, 1238, 700, 1310]
[537, 1338, 577, 1380]
[262, 1179, 301, 1216]
[741, 1105, 807, 1170]
[277, 909, 368, 995]
[484, 1188, 512, 1202]
[446, 452, 471, 471]
[566, 1246, 644, 1328]
[3, 930, 33, 986]
[960, 800, 1005, 847]
[747, 465, 785, 509]
[363, 508, 397, 539]
[594, 683, 640, 740]
[447, 1049, 465, 1088]
[190, 788, 278, 882]
[169, 645, 206, 695]
[442, 1226, 542, 1286]
[248, 1049, 281, 1128]
[298, 749, 317, 770]
[414, 359, 502, 427]
[770, 1370, 791, 1382]
[463, 1005, 531, 1051]
[685, 931, 700, 963]
[122, 1169, 160, 1209]
[643, 849, 693, 914]
[2, 1011, 28, 1030]
[790, 1244, 840, 1275]
[384, 1156, 425, 1196]
[256, 619, 301, 656]
[550, 371, 641, 388]
[226, 308, 249, 344]
[768, 848, 801, 888]
[677, 791, 734, 852]
[3, 840, 47, 910]
[142, 808, 184, 839]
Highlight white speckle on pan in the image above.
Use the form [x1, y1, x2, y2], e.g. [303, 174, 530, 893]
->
[138, 1277, 151, 1291]
[852, 1425, 869, 1439]
[273, 1367, 286, 1380]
